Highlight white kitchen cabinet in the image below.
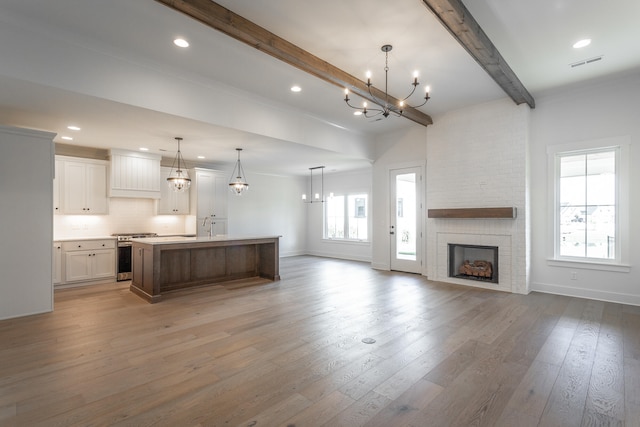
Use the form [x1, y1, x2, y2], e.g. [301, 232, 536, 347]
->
[109, 149, 161, 199]
[53, 159, 62, 214]
[62, 239, 116, 284]
[157, 166, 190, 214]
[62, 158, 108, 214]
[190, 168, 228, 237]
[53, 242, 63, 285]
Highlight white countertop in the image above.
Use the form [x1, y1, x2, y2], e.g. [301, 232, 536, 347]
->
[54, 236, 116, 242]
[131, 235, 281, 245]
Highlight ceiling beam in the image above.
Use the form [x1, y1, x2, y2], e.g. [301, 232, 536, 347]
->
[154, 0, 433, 127]
[421, 0, 535, 109]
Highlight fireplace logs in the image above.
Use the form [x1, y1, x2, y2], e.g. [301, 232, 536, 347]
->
[458, 260, 493, 279]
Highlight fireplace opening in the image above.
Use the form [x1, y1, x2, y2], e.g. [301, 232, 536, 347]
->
[448, 243, 499, 284]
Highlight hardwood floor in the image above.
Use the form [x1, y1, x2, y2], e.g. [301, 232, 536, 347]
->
[1, 256, 639, 426]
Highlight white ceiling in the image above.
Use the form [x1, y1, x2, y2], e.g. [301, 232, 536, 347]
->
[0, 0, 638, 176]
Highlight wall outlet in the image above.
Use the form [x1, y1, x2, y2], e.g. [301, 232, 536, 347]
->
[570, 271, 577, 280]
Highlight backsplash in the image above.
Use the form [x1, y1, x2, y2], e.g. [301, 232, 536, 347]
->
[54, 198, 188, 238]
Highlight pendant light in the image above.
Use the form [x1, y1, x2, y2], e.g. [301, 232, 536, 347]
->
[302, 166, 325, 203]
[229, 148, 249, 195]
[166, 137, 191, 192]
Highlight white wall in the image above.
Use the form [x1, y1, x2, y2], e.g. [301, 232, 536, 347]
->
[0, 126, 55, 320]
[530, 71, 640, 305]
[306, 168, 373, 262]
[425, 98, 530, 294]
[227, 172, 307, 257]
[371, 124, 428, 270]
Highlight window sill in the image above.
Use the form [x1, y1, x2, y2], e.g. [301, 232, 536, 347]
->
[547, 258, 631, 273]
[322, 238, 370, 245]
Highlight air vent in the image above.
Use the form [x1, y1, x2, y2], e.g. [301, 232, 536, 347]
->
[570, 55, 603, 68]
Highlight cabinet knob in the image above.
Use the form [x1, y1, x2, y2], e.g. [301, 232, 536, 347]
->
[78, 245, 82, 248]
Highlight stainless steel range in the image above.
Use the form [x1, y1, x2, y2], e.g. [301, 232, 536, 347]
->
[112, 233, 158, 281]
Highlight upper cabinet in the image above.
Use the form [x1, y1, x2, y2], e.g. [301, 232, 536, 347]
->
[108, 149, 161, 199]
[60, 157, 108, 214]
[191, 168, 228, 236]
[157, 166, 190, 215]
[53, 158, 62, 214]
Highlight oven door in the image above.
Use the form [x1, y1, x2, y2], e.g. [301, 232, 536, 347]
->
[116, 243, 132, 281]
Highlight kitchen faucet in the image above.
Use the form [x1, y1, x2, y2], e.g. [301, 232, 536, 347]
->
[202, 216, 213, 238]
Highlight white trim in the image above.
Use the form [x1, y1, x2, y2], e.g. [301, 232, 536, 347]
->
[532, 281, 640, 307]
[546, 259, 631, 273]
[305, 250, 371, 263]
[547, 135, 630, 266]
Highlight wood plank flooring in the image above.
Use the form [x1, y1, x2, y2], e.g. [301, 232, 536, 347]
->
[1, 256, 639, 426]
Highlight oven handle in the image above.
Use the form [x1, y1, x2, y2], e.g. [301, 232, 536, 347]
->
[118, 242, 133, 247]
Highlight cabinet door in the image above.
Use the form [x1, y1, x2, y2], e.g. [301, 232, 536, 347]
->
[53, 242, 63, 284]
[65, 251, 92, 282]
[92, 249, 116, 279]
[196, 170, 215, 217]
[212, 219, 227, 236]
[53, 159, 62, 214]
[63, 162, 88, 214]
[174, 190, 190, 214]
[86, 163, 108, 214]
[212, 172, 228, 218]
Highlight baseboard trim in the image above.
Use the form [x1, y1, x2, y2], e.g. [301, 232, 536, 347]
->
[305, 250, 371, 263]
[532, 281, 640, 306]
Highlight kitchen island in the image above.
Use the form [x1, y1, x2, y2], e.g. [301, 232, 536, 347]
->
[130, 235, 280, 303]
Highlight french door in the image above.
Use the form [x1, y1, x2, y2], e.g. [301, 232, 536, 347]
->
[390, 167, 422, 273]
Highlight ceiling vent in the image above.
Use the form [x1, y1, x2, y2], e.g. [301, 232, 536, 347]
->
[570, 55, 603, 68]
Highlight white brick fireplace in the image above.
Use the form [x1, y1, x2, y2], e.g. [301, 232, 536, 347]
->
[425, 98, 530, 294]
[432, 221, 517, 293]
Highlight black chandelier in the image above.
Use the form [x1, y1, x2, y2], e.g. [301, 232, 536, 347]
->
[344, 44, 430, 119]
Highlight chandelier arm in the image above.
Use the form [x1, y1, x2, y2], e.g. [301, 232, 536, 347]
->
[344, 97, 384, 115]
[400, 84, 419, 102]
[366, 84, 389, 111]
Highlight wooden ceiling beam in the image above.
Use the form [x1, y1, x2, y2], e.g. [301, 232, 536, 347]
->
[421, 0, 535, 108]
[154, 0, 433, 127]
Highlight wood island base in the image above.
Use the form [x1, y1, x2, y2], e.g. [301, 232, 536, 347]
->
[130, 236, 280, 303]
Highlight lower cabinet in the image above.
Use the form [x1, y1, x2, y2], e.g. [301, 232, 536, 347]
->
[53, 242, 63, 285]
[60, 239, 116, 285]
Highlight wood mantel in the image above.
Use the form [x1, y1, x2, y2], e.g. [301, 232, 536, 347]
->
[428, 207, 517, 219]
[130, 235, 280, 303]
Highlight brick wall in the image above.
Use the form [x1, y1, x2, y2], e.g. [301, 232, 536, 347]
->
[426, 98, 530, 294]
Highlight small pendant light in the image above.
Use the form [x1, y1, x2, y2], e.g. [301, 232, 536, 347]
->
[167, 137, 191, 192]
[229, 148, 249, 195]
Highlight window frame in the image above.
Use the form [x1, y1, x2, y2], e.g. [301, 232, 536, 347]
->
[324, 192, 370, 242]
[547, 136, 630, 270]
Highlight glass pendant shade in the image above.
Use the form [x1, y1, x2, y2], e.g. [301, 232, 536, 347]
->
[167, 137, 191, 192]
[229, 148, 249, 195]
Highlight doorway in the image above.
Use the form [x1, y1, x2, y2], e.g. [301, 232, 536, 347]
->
[390, 167, 422, 274]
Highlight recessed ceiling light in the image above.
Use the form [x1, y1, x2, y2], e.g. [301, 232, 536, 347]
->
[197, 155, 205, 159]
[67, 125, 81, 131]
[139, 147, 149, 151]
[61, 136, 73, 141]
[291, 85, 302, 92]
[573, 39, 591, 49]
[174, 38, 189, 48]
[354, 111, 363, 116]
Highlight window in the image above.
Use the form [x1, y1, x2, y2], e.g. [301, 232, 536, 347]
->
[549, 137, 629, 267]
[325, 193, 368, 241]
[557, 149, 616, 259]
